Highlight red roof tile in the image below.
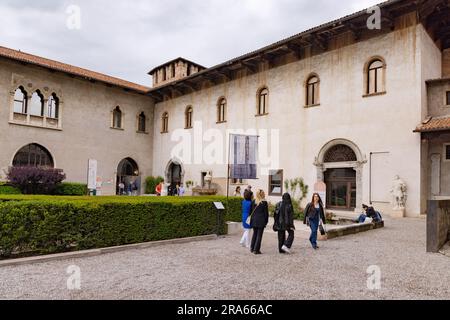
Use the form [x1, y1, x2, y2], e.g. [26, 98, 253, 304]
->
[414, 117, 450, 133]
[0, 46, 150, 93]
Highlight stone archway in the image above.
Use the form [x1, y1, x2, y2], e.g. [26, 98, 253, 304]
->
[117, 158, 140, 195]
[164, 158, 185, 196]
[314, 139, 366, 211]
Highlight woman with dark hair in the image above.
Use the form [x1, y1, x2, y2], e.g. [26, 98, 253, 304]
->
[274, 193, 296, 254]
[240, 190, 254, 248]
[303, 193, 326, 250]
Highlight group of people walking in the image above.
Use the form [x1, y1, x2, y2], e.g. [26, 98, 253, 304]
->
[240, 189, 326, 255]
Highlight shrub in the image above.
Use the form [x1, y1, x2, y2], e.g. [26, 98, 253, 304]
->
[7, 167, 66, 195]
[145, 176, 164, 194]
[54, 183, 88, 196]
[0, 183, 21, 195]
[0, 196, 242, 258]
[268, 199, 304, 221]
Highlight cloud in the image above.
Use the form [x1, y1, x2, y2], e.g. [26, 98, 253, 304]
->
[0, 0, 383, 86]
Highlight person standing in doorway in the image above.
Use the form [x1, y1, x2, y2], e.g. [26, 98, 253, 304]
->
[240, 190, 254, 248]
[250, 189, 269, 255]
[118, 182, 125, 196]
[178, 184, 185, 197]
[275, 193, 296, 254]
[303, 193, 326, 250]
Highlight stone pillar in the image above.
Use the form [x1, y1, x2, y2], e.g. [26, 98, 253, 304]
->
[355, 164, 363, 212]
[430, 154, 441, 196]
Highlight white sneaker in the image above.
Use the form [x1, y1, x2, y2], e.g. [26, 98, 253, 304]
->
[282, 245, 291, 254]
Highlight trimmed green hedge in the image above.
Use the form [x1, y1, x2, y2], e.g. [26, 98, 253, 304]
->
[0, 196, 242, 258]
[0, 183, 21, 195]
[54, 183, 88, 196]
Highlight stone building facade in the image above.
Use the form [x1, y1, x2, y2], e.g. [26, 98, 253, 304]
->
[0, 0, 449, 217]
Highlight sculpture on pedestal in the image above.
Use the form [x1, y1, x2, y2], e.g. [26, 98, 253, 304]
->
[390, 175, 407, 210]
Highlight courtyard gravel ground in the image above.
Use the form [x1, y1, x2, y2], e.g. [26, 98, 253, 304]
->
[0, 217, 449, 300]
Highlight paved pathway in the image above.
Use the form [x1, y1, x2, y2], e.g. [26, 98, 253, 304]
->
[1, 217, 449, 300]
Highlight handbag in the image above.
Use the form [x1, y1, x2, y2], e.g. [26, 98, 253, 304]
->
[319, 220, 327, 236]
[246, 203, 259, 225]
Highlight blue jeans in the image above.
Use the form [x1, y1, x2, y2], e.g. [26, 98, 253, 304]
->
[309, 216, 320, 248]
[358, 214, 367, 223]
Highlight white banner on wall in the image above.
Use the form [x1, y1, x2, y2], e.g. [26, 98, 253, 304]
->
[88, 159, 98, 190]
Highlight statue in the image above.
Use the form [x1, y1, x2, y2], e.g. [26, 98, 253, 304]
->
[390, 175, 407, 210]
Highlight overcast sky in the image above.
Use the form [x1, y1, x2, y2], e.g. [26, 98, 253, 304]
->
[0, 0, 383, 86]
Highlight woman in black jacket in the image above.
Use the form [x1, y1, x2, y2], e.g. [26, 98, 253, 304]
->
[303, 193, 326, 250]
[250, 189, 269, 255]
[275, 193, 296, 254]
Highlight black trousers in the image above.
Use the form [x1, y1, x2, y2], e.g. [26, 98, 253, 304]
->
[278, 230, 295, 252]
[251, 228, 265, 253]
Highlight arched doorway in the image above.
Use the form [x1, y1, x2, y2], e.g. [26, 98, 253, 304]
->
[165, 159, 184, 196]
[117, 158, 140, 195]
[315, 140, 366, 211]
[13, 143, 54, 168]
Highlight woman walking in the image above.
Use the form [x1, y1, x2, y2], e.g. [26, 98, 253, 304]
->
[250, 190, 269, 255]
[275, 193, 296, 254]
[240, 190, 254, 248]
[303, 193, 326, 250]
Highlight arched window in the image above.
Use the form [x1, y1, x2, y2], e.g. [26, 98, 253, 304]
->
[185, 106, 193, 129]
[47, 93, 59, 119]
[113, 106, 122, 129]
[367, 59, 385, 95]
[306, 75, 320, 106]
[324, 145, 357, 163]
[30, 90, 44, 116]
[217, 98, 227, 123]
[162, 112, 169, 133]
[138, 112, 146, 133]
[13, 87, 28, 114]
[257, 87, 269, 116]
[13, 143, 54, 168]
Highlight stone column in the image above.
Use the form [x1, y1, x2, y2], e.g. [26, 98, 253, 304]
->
[354, 164, 363, 212]
[430, 154, 441, 196]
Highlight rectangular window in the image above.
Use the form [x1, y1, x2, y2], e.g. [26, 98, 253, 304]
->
[446, 91, 450, 106]
[269, 170, 283, 196]
[446, 145, 450, 161]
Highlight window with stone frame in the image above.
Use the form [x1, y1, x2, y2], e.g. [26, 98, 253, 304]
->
[47, 93, 59, 119]
[306, 75, 320, 106]
[138, 112, 146, 133]
[367, 59, 384, 95]
[269, 170, 283, 196]
[185, 106, 193, 129]
[13, 87, 28, 114]
[446, 144, 450, 161]
[217, 98, 227, 123]
[446, 91, 450, 106]
[13, 143, 54, 168]
[29, 90, 44, 117]
[162, 112, 169, 133]
[112, 106, 123, 129]
[324, 145, 357, 163]
[257, 87, 269, 116]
